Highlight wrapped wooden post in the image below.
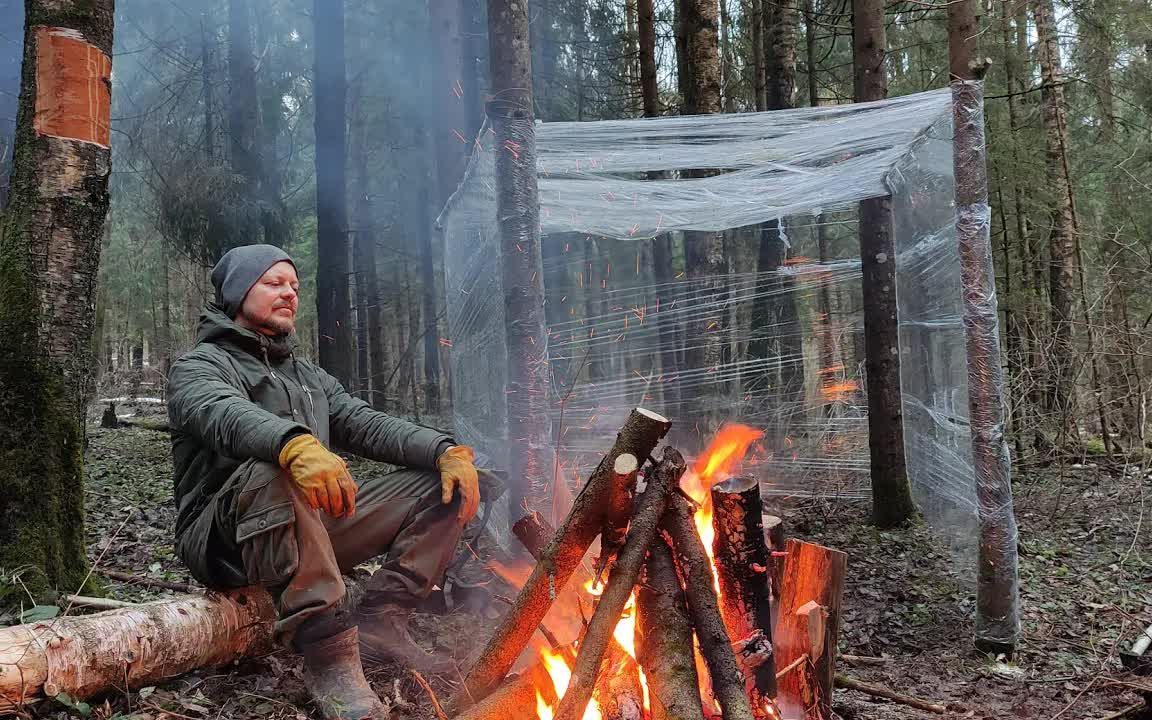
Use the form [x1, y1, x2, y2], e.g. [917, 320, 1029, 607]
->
[459, 408, 670, 706]
[553, 447, 683, 720]
[637, 536, 705, 720]
[774, 540, 846, 719]
[0, 588, 275, 715]
[664, 493, 756, 720]
[711, 476, 776, 708]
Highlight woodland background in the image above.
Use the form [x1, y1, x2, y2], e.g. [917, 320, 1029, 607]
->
[3, 0, 1146, 458]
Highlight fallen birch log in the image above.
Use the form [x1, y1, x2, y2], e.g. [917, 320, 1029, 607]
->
[459, 408, 670, 705]
[0, 588, 275, 715]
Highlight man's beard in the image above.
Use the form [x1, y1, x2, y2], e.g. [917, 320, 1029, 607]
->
[240, 308, 295, 336]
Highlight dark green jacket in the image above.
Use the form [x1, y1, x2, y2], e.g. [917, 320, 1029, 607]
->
[168, 305, 451, 539]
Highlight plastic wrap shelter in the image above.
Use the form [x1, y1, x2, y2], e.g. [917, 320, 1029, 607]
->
[439, 86, 1017, 645]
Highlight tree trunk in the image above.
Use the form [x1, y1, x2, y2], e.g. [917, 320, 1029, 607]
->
[765, 0, 798, 109]
[419, 180, 442, 414]
[227, 0, 261, 243]
[0, 0, 115, 597]
[675, 0, 691, 111]
[853, 0, 915, 528]
[487, 0, 551, 517]
[1032, 0, 1076, 426]
[681, 0, 725, 441]
[746, 0, 766, 110]
[313, 0, 356, 389]
[201, 17, 216, 162]
[638, 0, 659, 116]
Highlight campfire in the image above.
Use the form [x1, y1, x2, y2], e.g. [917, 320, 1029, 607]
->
[455, 408, 848, 720]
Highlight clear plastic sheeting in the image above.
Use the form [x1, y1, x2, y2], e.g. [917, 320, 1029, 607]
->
[439, 87, 1015, 602]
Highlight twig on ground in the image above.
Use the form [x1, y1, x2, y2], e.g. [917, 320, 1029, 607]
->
[412, 670, 449, 720]
[99, 569, 199, 593]
[834, 674, 947, 714]
[1094, 702, 1146, 720]
[840, 654, 887, 667]
[60, 594, 138, 611]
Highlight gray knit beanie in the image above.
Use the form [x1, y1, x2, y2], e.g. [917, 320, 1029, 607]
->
[210, 244, 296, 318]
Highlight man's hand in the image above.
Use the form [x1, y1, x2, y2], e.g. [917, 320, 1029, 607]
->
[436, 445, 480, 524]
[279, 434, 358, 518]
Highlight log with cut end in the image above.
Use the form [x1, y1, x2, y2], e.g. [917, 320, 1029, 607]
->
[663, 493, 756, 720]
[0, 588, 275, 715]
[513, 510, 557, 560]
[637, 535, 705, 720]
[711, 475, 776, 709]
[602, 452, 642, 555]
[553, 447, 683, 720]
[775, 539, 847, 719]
[459, 408, 670, 706]
[454, 657, 558, 720]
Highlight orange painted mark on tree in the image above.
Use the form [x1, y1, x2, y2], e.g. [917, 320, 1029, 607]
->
[34, 27, 111, 148]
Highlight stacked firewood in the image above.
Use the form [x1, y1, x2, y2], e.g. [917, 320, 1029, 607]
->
[454, 408, 847, 720]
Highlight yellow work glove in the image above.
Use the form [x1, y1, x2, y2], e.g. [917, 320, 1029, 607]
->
[436, 445, 480, 524]
[279, 434, 358, 518]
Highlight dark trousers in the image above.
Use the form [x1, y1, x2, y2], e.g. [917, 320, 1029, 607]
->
[175, 460, 464, 643]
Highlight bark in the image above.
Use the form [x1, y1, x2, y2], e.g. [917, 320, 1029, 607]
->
[553, 449, 681, 720]
[201, 17, 215, 162]
[804, 0, 819, 105]
[675, 0, 691, 110]
[711, 477, 776, 705]
[765, 0, 798, 110]
[227, 0, 261, 242]
[487, 0, 551, 516]
[350, 85, 381, 402]
[1032, 0, 1076, 423]
[951, 77, 1021, 654]
[747, 0, 766, 110]
[852, 0, 915, 527]
[653, 236, 682, 414]
[419, 183, 442, 414]
[774, 540, 847, 719]
[313, 0, 356, 389]
[0, 589, 275, 715]
[664, 494, 756, 720]
[684, 0, 721, 115]
[0, 1, 115, 596]
[513, 510, 557, 559]
[637, 536, 705, 720]
[459, 409, 670, 705]
[638, 0, 659, 116]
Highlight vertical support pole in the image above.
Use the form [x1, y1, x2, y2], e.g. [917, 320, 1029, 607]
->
[486, 0, 552, 520]
[952, 79, 1021, 655]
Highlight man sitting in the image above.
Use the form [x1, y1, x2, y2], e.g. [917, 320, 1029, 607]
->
[167, 244, 479, 720]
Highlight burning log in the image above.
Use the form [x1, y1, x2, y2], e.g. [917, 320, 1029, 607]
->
[711, 476, 776, 708]
[553, 447, 683, 720]
[454, 658, 559, 720]
[461, 408, 670, 705]
[0, 588, 274, 715]
[774, 540, 846, 719]
[600, 648, 645, 720]
[664, 492, 756, 720]
[637, 535, 705, 720]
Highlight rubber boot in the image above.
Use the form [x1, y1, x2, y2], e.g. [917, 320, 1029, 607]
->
[300, 627, 388, 720]
[356, 602, 454, 673]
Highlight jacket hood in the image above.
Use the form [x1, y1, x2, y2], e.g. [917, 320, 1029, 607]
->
[196, 303, 298, 359]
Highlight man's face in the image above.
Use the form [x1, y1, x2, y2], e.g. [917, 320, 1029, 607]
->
[235, 261, 300, 336]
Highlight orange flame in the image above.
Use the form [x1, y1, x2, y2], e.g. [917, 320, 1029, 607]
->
[535, 647, 603, 720]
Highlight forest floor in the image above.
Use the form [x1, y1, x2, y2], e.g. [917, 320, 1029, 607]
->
[14, 398, 1152, 720]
